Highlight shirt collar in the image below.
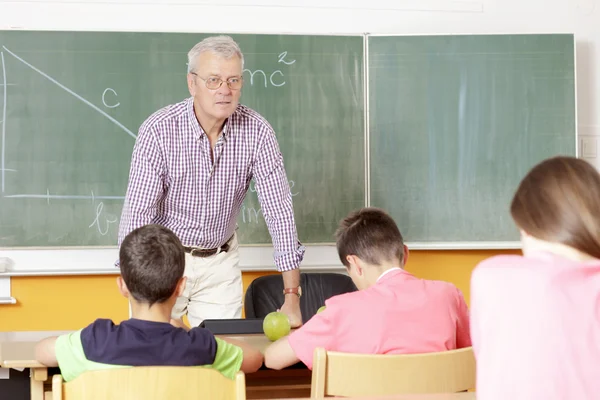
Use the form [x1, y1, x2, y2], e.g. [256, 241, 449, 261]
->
[186, 97, 234, 141]
[376, 267, 403, 283]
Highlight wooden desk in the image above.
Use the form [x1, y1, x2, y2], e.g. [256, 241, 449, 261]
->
[0, 330, 309, 400]
[1, 332, 473, 400]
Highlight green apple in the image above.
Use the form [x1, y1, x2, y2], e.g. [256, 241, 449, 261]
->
[263, 311, 291, 341]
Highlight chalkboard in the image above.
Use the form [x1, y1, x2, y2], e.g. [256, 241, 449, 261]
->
[369, 34, 576, 244]
[0, 31, 365, 247]
[0, 32, 578, 248]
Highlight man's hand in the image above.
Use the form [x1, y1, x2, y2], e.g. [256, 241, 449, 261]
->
[280, 296, 303, 328]
[280, 269, 303, 328]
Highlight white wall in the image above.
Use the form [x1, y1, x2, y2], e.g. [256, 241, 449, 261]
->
[0, 0, 597, 275]
[1, 0, 597, 136]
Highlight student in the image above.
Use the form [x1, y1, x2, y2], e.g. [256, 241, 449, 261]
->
[35, 224, 263, 382]
[264, 207, 471, 370]
[470, 156, 600, 400]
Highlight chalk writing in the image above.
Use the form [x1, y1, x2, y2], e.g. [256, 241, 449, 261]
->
[288, 180, 299, 197]
[6, 193, 124, 200]
[243, 68, 286, 87]
[240, 205, 264, 224]
[242, 51, 294, 88]
[1, 46, 136, 139]
[102, 88, 120, 108]
[1, 51, 6, 193]
[88, 199, 118, 236]
[278, 51, 296, 65]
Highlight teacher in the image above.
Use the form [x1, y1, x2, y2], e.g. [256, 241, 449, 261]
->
[117, 35, 304, 328]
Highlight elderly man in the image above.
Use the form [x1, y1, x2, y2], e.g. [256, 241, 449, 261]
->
[118, 35, 304, 328]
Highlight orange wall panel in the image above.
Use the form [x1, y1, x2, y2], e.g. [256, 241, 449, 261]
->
[0, 250, 519, 331]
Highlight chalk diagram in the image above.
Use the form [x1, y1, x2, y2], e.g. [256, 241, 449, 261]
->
[0, 46, 134, 240]
[0, 46, 297, 244]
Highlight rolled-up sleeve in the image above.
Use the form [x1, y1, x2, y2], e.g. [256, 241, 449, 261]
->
[253, 129, 304, 272]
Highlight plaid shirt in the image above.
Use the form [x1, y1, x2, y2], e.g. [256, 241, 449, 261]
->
[117, 97, 304, 271]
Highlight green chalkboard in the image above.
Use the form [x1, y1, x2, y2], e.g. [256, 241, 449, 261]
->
[369, 34, 576, 244]
[0, 31, 365, 247]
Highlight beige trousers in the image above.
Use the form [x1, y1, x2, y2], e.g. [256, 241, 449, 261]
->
[170, 233, 243, 327]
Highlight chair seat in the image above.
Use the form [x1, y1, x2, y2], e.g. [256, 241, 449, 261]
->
[244, 272, 357, 323]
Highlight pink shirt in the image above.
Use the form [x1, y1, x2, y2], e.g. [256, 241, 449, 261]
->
[288, 268, 471, 369]
[470, 251, 600, 400]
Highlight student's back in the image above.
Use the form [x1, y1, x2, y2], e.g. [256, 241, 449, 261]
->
[471, 156, 600, 400]
[288, 268, 470, 368]
[264, 208, 471, 370]
[472, 252, 600, 400]
[35, 224, 263, 381]
[55, 318, 242, 381]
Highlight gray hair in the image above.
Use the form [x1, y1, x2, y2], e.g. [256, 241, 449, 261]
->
[187, 35, 244, 73]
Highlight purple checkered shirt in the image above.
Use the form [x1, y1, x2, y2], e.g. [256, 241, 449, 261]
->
[117, 97, 304, 272]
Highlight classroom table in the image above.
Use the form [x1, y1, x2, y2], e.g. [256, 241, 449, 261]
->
[0, 330, 311, 400]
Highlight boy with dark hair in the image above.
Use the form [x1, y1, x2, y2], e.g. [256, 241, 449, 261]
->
[264, 207, 471, 370]
[35, 224, 263, 381]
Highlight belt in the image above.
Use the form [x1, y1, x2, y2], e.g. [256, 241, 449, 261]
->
[183, 236, 233, 258]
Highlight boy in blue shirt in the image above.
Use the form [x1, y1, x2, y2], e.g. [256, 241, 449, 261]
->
[35, 224, 263, 381]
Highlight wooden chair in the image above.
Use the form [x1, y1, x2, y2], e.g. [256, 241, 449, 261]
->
[310, 346, 475, 398]
[51, 366, 246, 400]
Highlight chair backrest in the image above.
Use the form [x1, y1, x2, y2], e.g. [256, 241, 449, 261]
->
[244, 272, 357, 323]
[52, 367, 246, 400]
[310, 346, 476, 398]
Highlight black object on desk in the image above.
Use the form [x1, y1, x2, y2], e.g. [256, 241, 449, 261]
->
[198, 318, 264, 335]
[199, 317, 308, 370]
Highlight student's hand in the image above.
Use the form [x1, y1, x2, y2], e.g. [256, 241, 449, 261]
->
[279, 298, 303, 328]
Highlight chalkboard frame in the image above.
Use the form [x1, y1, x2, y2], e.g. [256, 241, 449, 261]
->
[0, 31, 577, 251]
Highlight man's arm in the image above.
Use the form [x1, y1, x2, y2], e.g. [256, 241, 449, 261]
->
[252, 129, 305, 327]
[35, 336, 58, 367]
[117, 127, 166, 250]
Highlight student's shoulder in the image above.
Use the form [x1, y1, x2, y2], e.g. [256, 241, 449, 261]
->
[185, 326, 222, 353]
[476, 254, 526, 269]
[75, 318, 120, 350]
[472, 254, 527, 281]
[55, 320, 111, 358]
[187, 326, 219, 342]
[417, 278, 466, 302]
[186, 327, 230, 366]
[56, 318, 110, 340]
[80, 318, 117, 336]
[323, 288, 369, 310]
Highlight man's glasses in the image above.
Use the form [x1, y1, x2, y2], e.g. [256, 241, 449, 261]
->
[191, 72, 243, 90]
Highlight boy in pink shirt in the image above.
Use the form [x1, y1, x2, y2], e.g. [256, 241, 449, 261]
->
[264, 207, 471, 370]
[471, 156, 600, 400]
